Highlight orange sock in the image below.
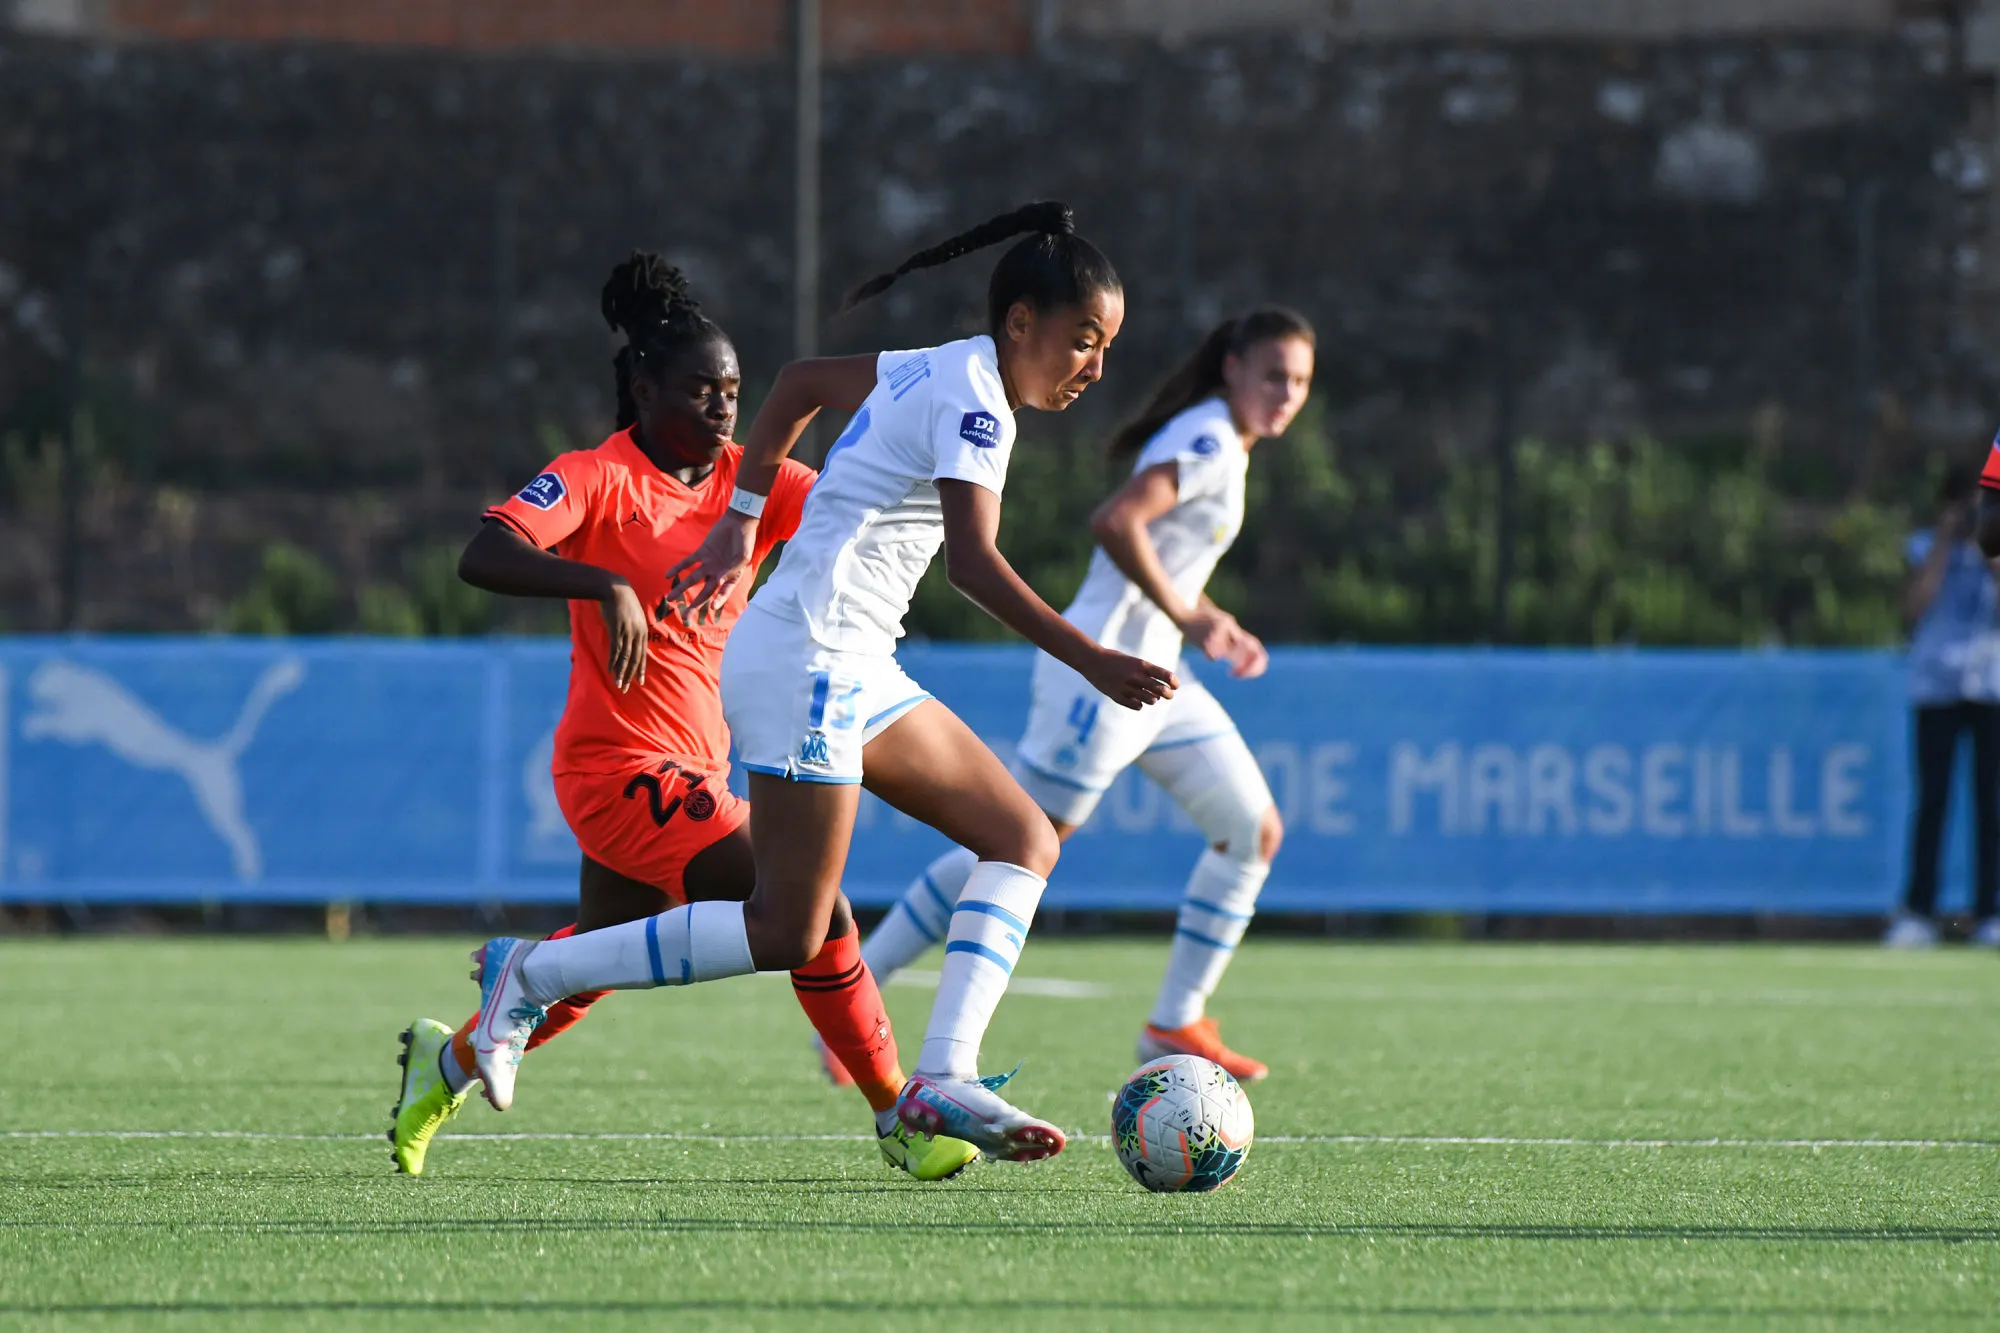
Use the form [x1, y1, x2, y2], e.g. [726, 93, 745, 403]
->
[452, 924, 609, 1073]
[791, 928, 904, 1113]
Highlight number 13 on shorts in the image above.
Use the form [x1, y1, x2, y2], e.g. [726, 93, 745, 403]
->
[809, 671, 866, 731]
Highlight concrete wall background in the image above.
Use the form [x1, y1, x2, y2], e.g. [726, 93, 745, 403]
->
[0, 22, 1983, 629]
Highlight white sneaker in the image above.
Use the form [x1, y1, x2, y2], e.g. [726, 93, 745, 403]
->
[1881, 915, 1941, 950]
[1970, 919, 2000, 950]
[895, 1070, 1065, 1162]
[468, 937, 547, 1111]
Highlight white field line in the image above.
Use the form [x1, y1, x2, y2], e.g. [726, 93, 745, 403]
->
[1178, 984, 1989, 1009]
[7, 1130, 1997, 1150]
[889, 969, 1108, 999]
[882, 971, 1985, 1009]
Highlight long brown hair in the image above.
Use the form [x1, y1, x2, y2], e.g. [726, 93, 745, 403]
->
[1108, 308, 1315, 460]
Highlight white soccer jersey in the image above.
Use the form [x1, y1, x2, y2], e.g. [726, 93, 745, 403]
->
[1061, 397, 1247, 669]
[751, 335, 1017, 656]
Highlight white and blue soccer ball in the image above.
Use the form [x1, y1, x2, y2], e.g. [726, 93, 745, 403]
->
[1111, 1054, 1254, 1192]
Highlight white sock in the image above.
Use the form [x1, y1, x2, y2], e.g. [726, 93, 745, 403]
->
[518, 901, 756, 1004]
[862, 846, 976, 983]
[440, 1037, 476, 1094]
[873, 1107, 901, 1136]
[1148, 849, 1268, 1030]
[916, 861, 1046, 1079]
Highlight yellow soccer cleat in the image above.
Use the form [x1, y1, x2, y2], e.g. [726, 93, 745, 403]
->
[878, 1122, 980, 1182]
[388, 1018, 470, 1176]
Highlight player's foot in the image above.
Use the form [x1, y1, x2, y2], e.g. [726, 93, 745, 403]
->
[1137, 1017, 1269, 1083]
[1881, 914, 1940, 950]
[469, 937, 547, 1111]
[877, 1122, 980, 1181]
[388, 1018, 469, 1176]
[1970, 918, 2000, 950]
[811, 1033, 856, 1087]
[895, 1070, 1065, 1162]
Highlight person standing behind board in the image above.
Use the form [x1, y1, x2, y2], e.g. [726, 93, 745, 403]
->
[1887, 465, 2000, 948]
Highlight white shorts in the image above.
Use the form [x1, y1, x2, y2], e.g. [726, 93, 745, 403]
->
[1013, 651, 1252, 825]
[720, 604, 932, 784]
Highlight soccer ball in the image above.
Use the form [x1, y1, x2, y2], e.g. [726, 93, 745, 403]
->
[1111, 1054, 1254, 1192]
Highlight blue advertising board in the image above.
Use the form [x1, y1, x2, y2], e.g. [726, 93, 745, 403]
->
[0, 638, 1951, 914]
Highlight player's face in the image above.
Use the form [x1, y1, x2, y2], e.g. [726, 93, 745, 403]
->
[1000, 288, 1125, 412]
[1223, 335, 1314, 440]
[633, 336, 741, 466]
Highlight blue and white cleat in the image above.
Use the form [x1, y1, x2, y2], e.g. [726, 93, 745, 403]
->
[895, 1068, 1065, 1163]
[468, 937, 546, 1112]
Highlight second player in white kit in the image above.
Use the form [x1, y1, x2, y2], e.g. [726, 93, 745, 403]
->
[859, 309, 1317, 1082]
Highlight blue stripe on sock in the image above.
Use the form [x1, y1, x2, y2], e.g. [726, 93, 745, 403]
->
[1185, 902, 1255, 923]
[644, 915, 666, 986]
[954, 898, 1030, 935]
[945, 938, 1018, 973]
[1174, 926, 1236, 951]
[919, 871, 954, 922]
[902, 901, 943, 945]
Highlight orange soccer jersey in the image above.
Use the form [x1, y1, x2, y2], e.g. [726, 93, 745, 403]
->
[486, 428, 816, 778]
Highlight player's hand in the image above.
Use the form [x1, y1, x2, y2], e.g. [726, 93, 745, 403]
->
[1084, 648, 1176, 711]
[664, 512, 757, 625]
[600, 578, 650, 693]
[1178, 605, 1246, 664]
[1223, 627, 1270, 680]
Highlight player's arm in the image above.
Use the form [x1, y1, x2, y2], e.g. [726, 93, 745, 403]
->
[939, 479, 1174, 711]
[1091, 464, 1263, 676]
[665, 355, 877, 615]
[460, 520, 651, 691]
[1905, 500, 1974, 629]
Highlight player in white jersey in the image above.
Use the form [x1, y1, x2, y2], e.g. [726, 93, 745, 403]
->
[461, 202, 1174, 1163]
[857, 310, 1316, 1083]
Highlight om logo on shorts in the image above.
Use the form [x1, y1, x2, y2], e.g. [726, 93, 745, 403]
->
[799, 730, 832, 767]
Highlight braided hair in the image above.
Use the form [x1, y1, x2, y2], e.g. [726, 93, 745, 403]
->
[1108, 308, 1316, 461]
[840, 200, 1121, 332]
[601, 251, 728, 429]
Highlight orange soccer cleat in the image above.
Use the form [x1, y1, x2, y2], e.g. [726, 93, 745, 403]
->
[1136, 1017, 1269, 1084]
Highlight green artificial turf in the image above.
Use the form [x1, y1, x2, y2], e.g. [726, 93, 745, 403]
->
[2, 937, 1997, 1331]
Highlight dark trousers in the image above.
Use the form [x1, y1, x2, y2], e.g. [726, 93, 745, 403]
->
[1905, 701, 2000, 918]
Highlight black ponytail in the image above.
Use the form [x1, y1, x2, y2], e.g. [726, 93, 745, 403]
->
[600, 251, 728, 430]
[1108, 308, 1316, 461]
[840, 200, 1121, 332]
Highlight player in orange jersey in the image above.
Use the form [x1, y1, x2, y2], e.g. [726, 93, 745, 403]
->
[387, 253, 976, 1183]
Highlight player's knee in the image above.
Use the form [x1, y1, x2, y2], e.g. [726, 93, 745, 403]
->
[965, 807, 1060, 879]
[824, 893, 855, 941]
[1201, 795, 1274, 865]
[1012, 815, 1061, 879]
[1256, 806, 1284, 863]
[744, 902, 830, 972]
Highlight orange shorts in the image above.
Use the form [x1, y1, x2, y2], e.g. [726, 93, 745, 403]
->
[553, 757, 749, 906]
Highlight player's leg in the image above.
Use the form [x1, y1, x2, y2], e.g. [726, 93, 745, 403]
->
[1132, 682, 1279, 1081]
[1890, 704, 1956, 947]
[673, 815, 976, 1179]
[858, 699, 1067, 1161]
[861, 654, 1138, 984]
[1970, 702, 2000, 946]
[396, 853, 637, 1176]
